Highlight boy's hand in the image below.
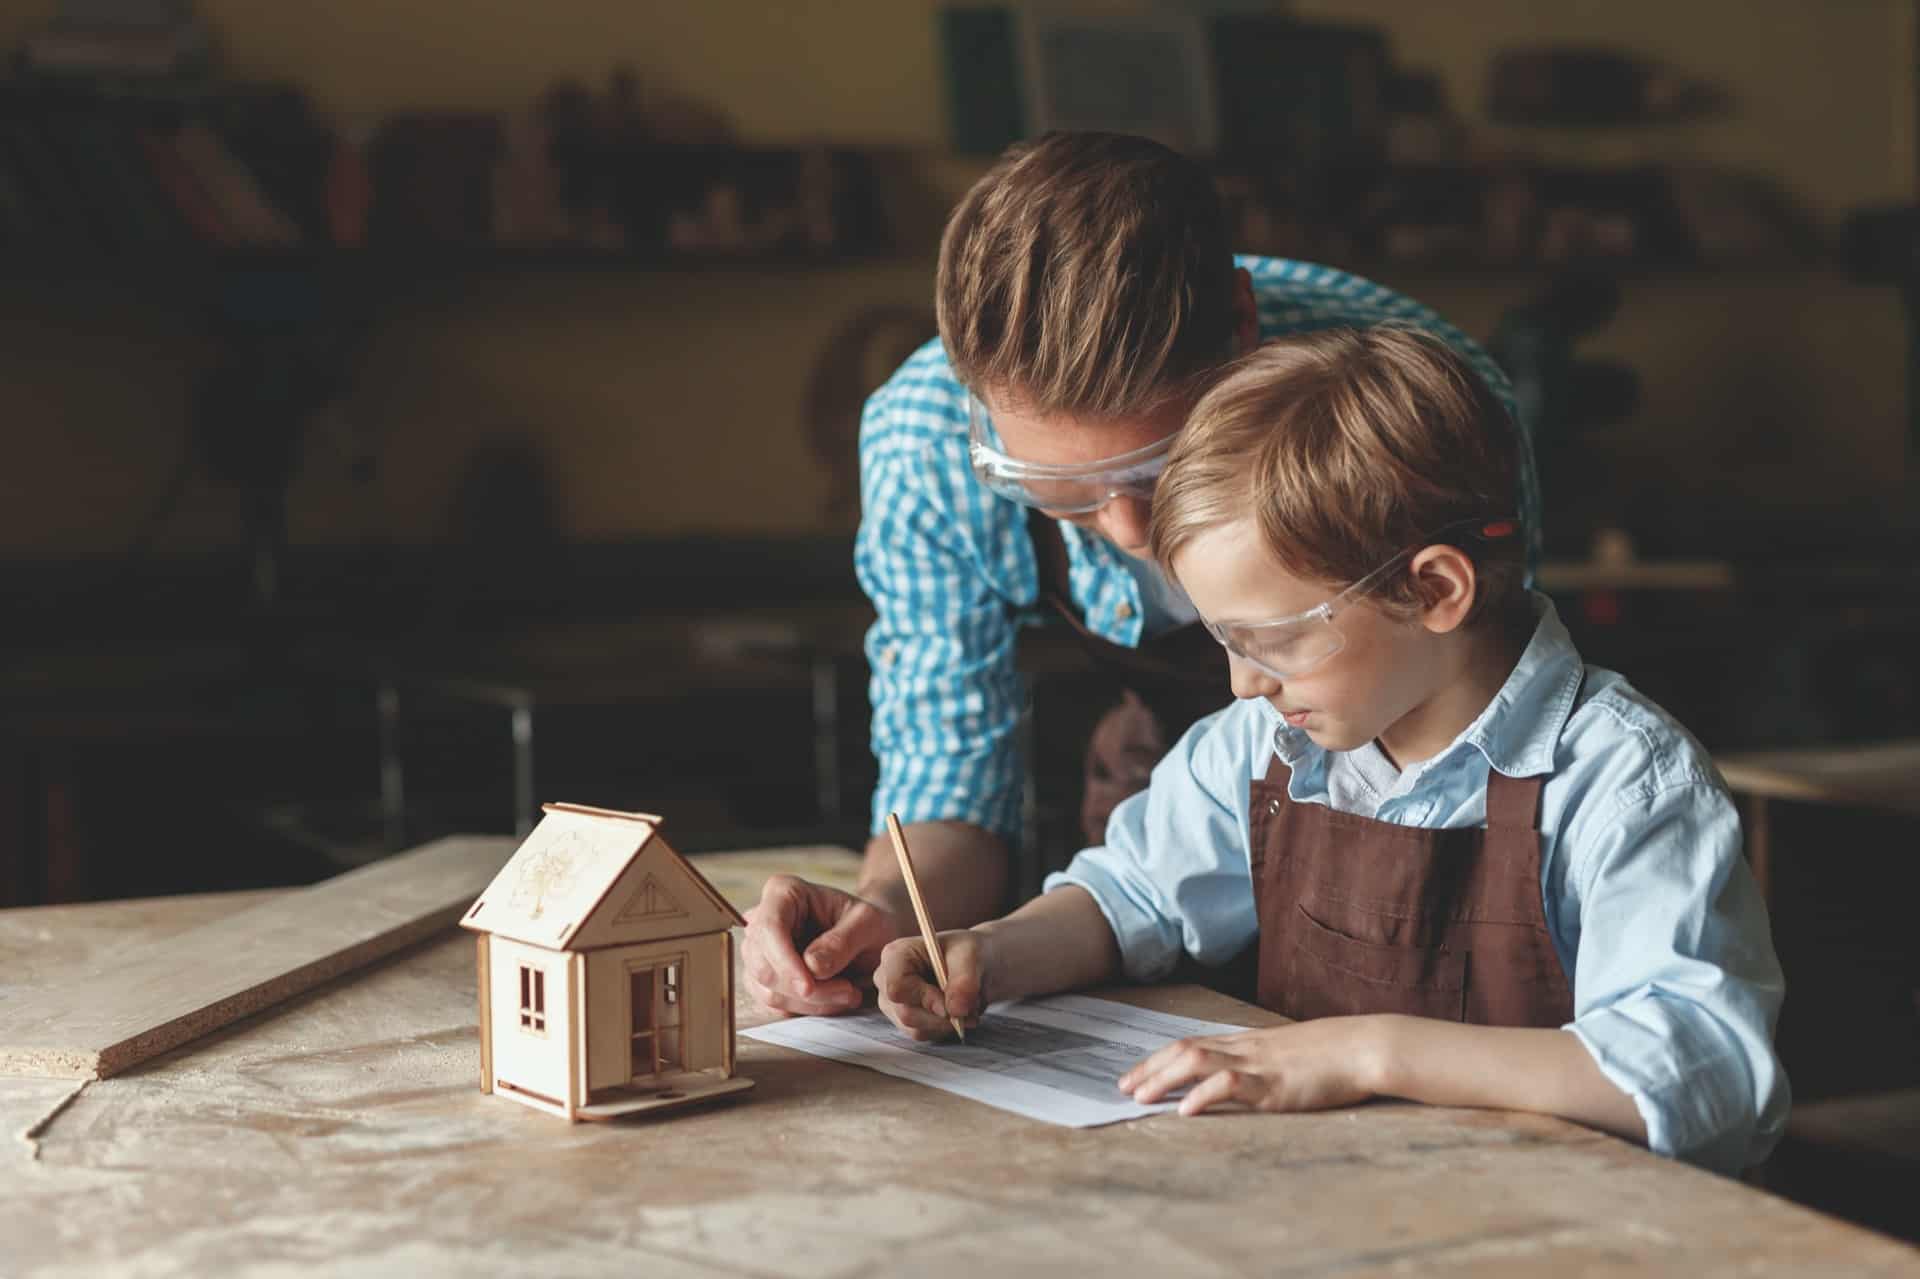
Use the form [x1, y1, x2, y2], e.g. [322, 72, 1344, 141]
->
[1118, 1017, 1390, 1116]
[875, 929, 989, 1041]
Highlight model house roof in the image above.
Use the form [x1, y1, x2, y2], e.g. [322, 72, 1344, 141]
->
[460, 803, 745, 950]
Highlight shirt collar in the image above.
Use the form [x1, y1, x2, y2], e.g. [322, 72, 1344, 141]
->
[1263, 592, 1582, 781]
[1454, 592, 1583, 778]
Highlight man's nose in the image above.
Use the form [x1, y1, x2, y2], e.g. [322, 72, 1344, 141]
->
[1093, 496, 1152, 551]
[1228, 655, 1281, 701]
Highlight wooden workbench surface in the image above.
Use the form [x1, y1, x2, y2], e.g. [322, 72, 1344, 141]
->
[1716, 739, 1920, 819]
[3, 850, 1915, 1277]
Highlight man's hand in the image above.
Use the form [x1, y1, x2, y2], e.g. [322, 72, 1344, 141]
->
[874, 929, 990, 1041]
[1117, 1017, 1390, 1117]
[740, 875, 904, 1017]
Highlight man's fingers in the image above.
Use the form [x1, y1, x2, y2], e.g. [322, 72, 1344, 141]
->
[794, 906, 864, 975]
[743, 876, 820, 999]
[794, 891, 898, 979]
[743, 972, 861, 1018]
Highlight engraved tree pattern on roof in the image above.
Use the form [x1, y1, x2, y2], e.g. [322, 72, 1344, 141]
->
[509, 828, 591, 919]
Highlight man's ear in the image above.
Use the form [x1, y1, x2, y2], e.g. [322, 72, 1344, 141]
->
[1408, 545, 1478, 634]
[1232, 267, 1258, 354]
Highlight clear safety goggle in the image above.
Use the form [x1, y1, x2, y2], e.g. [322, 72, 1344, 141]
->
[1205, 516, 1520, 681]
[966, 391, 1174, 515]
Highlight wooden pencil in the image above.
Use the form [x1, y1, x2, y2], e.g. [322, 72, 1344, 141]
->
[884, 812, 968, 1042]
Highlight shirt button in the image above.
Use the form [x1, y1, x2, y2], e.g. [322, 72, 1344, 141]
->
[1115, 602, 1134, 621]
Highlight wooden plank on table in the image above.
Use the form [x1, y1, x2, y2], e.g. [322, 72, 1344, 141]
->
[0, 835, 515, 1080]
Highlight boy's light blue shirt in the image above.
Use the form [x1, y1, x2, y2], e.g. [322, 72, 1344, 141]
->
[1045, 595, 1789, 1175]
[855, 256, 1541, 844]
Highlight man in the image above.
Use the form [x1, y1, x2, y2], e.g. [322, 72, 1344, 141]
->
[743, 131, 1537, 1018]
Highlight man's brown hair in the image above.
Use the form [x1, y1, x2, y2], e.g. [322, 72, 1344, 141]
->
[936, 132, 1236, 417]
[1150, 327, 1526, 627]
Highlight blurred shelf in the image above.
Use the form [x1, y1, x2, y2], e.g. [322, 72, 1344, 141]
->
[0, 244, 922, 286]
[0, 246, 1840, 294]
[1536, 557, 1736, 591]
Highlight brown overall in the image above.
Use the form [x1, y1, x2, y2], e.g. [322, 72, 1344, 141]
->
[1249, 753, 1575, 1027]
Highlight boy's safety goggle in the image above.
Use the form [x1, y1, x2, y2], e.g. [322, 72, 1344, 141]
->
[1205, 517, 1520, 681]
[966, 392, 1175, 515]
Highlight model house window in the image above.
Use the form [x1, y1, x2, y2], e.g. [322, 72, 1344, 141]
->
[665, 964, 679, 1006]
[518, 965, 546, 1034]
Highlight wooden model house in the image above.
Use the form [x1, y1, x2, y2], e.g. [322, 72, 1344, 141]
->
[460, 803, 753, 1121]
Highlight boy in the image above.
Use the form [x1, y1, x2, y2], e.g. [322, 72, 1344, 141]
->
[874, 327, 1787, 1175]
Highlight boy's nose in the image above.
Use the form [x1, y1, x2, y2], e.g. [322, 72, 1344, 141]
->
[1228, 656, 1281, 701]
[1092, 496, 1152, 554]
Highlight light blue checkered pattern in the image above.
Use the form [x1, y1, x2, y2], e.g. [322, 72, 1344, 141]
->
[855, 256, 1540, 842]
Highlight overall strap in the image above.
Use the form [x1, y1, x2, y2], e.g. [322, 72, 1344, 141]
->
[1483, 769, 1546, 831]
[1027, 506, 1075, 607]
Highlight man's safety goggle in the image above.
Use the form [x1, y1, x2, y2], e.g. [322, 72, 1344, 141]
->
[1204, 517, 1520, 681]
[966, 392, 1175, 515]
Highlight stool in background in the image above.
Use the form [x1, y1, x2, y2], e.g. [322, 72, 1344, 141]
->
[1716, 740, 1920, 1243]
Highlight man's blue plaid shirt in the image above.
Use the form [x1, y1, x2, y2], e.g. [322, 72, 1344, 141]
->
[855, 256, 1538, 843]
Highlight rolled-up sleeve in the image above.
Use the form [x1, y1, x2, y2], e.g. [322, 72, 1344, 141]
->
[856, 381, 1027, 842]
[1560, 779, 1789, 1174]
[1044, 705, 1262, 980]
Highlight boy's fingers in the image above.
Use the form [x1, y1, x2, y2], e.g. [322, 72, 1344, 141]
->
[877, 988, 952, 1038]
[1178, 1069, 1246, 1117]
[943, 966, 982, 1020]
[1118, 1039, 1187, 1092]
[878, 972, 932, 1012]
[875, 940, 931, 1000]
[1129, 1042, 1220, 1103]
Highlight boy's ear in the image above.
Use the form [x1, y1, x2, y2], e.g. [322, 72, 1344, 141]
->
[1408, 545, 1478, 634]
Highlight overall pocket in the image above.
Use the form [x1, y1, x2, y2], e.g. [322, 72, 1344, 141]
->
[1283, 901, 1468, 1022]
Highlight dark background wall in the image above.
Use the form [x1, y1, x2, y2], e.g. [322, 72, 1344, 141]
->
[0, 0, 1912, 559]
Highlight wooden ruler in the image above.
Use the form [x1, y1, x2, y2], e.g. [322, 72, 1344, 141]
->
[0, 835, 514, 1080]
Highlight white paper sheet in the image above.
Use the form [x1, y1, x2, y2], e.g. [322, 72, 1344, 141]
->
[742, 993, 1253, 1127]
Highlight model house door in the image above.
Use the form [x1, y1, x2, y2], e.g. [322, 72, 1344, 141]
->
[628, 960, 684, 1080]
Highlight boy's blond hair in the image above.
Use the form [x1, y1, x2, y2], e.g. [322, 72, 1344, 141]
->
[936, 132, 1236, 416]
[1150, 327, 1526, 627]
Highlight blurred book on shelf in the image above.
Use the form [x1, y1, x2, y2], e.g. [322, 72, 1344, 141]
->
[0, 64, 893, 266]
[0, 26, 1815, 274]
[19, 0, 211, 79]
[1487, 46, 1727, 128]
[937, 5, 1815, 273]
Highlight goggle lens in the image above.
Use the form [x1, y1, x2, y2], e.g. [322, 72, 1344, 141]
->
[967, 393, 1172, 514]
[1205, 615, 1346, 681]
